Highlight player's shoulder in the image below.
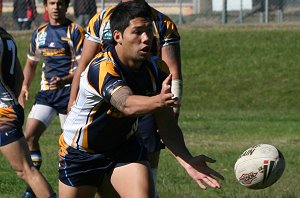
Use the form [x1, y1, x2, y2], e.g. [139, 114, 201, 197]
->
[69, 20, 86, 33]
[87, 50, 119, 81]
[35, 23, 48, 32]
[101, 5, 116, 17]
[90, 50, 115, 69]
[90, 5, 116, 23]
[147, 3, 174, 23]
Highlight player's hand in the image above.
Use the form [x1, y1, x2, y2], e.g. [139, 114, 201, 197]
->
[185, 155, 224, 189]
[159, 74, 179, 107]
[50, 77, 65, 89]
[18, 86, 29, 108]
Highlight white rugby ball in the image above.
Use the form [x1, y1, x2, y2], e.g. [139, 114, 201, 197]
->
[234, 144, 285, 189]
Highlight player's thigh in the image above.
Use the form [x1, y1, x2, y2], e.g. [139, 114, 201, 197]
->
[27, 104, 57, 127]
[25, 104, 57, 137]
[0, 137, 32, 171]
[59, 180, 97, 198]
[111, 161, 155, 198]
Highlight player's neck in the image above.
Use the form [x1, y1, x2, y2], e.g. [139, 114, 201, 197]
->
[49, 17, 67, 26]
[115, 46, 142, 70]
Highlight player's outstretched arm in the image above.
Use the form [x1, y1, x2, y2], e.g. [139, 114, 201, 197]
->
[154, 105, 224, 189]
[110, 74, 178, 116]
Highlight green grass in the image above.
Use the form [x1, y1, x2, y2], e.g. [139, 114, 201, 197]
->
[0, 26, 299, 197]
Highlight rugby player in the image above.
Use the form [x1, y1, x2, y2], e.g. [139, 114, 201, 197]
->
[68, 1, 182, 196]
[0, 27, 56, 198]
[59, 2, 223, 197]
[18, 0, 85, 196]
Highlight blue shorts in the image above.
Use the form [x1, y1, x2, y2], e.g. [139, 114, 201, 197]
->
[59, 136, 147, 187]
[0, 105, 24, 146]
[34, 86, 71, 114]
[138, 114, 165, 153]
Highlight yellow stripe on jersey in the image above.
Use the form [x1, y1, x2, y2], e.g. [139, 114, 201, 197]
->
[87, 12, 101, 37]
[0, 106, 17, 123]
[98, 60, 119, 95]
[59, 134, 68, 156]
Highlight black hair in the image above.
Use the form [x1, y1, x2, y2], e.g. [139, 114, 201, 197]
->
[110, 2, 151, 44]
[43, 0, 70, 8]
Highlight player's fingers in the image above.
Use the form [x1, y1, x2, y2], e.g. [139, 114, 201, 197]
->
[202, 177, 221, 189]
[18, 98, 24, 108]
[163, 74, 172, 85]
[25, 92, 29, 101]
[195, 179, 207, 190]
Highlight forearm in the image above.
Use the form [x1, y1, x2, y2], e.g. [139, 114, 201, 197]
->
[68, 67, 82, 109]
[110, 76, 176, 116]
[154, 107, 193, 165]
[162, 44, 183, 115]
[111, 88, 166, 116]
[162, 43, 182, 81]
[22, 59, 38, 89]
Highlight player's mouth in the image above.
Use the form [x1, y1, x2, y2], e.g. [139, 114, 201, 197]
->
[140, 46, 150, 55]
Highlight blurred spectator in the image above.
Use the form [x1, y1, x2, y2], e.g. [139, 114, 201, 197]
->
[0, 0, 2, 17]
[43, 7, 49, 23]
[12, 0, 37, 30]
[73, 0, 97, 27]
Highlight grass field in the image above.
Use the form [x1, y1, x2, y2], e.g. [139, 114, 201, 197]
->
[0, 25, 299, 197]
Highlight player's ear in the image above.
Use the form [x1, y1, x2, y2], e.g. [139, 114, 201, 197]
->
[113, 30, 122, 45]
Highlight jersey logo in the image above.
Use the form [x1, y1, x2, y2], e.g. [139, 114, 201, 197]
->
[103, 21, 112, 40]
[49, 42, 55, 47]
[37, 32, 47, 46]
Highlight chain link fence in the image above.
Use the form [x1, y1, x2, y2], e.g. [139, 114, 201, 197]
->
[0, 0, 300, 31]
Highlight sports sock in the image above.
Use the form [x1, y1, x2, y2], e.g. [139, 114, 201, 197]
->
[24, 151, 43, 195]
[30, 150, 42, 170]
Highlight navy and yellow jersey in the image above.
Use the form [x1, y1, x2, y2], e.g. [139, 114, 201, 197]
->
[0, 27, 24, 133]
[86, 2, 180, 57]
[28, 20, 85, 90]
[60, 46, 169, 154]
[0, 27, 19, 108]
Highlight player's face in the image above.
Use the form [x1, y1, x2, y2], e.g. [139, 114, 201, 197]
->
[115, 17, 153, 67]
[45, 0, 67, 24]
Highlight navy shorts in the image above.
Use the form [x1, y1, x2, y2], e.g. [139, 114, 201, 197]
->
[138, 114, 165, 153]
[59, 136, 147, 187]
[34, 86, 71, 114]
[0, 105, 24, 146]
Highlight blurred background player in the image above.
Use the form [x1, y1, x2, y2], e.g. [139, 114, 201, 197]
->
[0, 0, 2, 17]
[12, 0, 37, 30]
[68, 1, 182, 196]
[59, 2, 223, 197]
[0, 26, 56, 198]
[18, 0, 85, 197]
[72, 0, 97, 28]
